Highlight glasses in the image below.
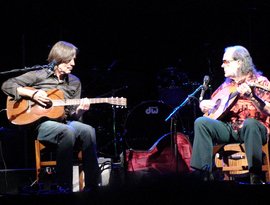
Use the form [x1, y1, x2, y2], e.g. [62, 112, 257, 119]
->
[222, 59, 235, 64]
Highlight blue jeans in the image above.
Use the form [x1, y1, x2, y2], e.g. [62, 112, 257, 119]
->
[37, 120, 99, 189]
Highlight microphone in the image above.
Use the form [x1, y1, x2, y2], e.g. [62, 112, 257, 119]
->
[107, 59, 118, 71]
[199, 75, 210, 101]
[47, 60, 57, 70]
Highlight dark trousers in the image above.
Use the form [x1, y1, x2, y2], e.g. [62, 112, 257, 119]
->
[190, 117, 267, 173]
[37, 120, 99, 189]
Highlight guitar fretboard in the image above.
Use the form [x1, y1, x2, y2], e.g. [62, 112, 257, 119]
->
[52, 97, 126, 107]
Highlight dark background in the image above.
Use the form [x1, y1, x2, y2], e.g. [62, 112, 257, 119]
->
[1, 0, 270, 168]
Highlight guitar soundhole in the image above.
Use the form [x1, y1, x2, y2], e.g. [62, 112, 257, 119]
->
[44, 100, 53, 109]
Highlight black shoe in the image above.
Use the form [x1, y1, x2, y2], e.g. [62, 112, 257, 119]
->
[250, 173, 265, 185]
[55, 185, 73, 194]
[189, 170, 214, 182]
[82, 184, 100, 192]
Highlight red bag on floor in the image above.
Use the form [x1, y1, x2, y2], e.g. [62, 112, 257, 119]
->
[126, 132, 192, 173]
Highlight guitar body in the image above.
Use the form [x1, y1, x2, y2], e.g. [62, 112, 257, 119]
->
[204, 86, 239, 120]
[7, 89, 65, 125]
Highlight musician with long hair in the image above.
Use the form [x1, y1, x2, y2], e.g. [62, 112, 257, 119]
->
[1, 41, 100, 192]
[190, 45, 270, 184]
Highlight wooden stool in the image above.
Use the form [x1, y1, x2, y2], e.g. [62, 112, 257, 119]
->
[213, 142, 270, 182]
[34, 140, 84, 191]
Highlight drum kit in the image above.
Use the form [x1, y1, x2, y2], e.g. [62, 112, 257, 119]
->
[124, 100, 172, 151]
[91, 67, 201, 163]
[124, 67, 201, 151]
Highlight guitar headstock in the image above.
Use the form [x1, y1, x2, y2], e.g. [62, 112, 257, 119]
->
[109, 97, 127, 108]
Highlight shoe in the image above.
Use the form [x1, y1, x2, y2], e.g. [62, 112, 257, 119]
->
[82, 185, 99, 193]
[55, 185, 73, 194]
[189, 170, 214, 182]
[250, 173, 265, 185]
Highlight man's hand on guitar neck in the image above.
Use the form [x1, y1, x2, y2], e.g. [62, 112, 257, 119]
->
[75, 97, 91, 118]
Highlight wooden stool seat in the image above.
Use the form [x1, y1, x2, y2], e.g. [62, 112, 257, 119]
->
[213, 142, 270, 182]
[34, 140, 84, 191]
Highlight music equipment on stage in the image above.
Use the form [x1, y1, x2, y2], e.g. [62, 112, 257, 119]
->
[204, 83, 270, 120]
[6, 88, 127, 125]
[126, 132, 192, 173]
[203, 86, 238, 120]
[124, 100, 172, 151]
[199, 75, 210, 101]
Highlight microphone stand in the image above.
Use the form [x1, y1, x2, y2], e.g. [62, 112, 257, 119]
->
[97, 86, 128, 163]
[0, 64, 49, 75]
[165, 84, 203, 172]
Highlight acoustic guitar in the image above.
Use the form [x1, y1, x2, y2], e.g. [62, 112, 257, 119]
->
[203, 83, 270, 120]
[6, 88, 127, 125]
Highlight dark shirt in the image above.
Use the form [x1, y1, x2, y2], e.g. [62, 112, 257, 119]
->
[1, 68, 82, 121]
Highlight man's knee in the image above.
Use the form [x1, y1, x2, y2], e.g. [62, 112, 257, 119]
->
[194, 116, 209, 127]
[243, 118, 259, 127]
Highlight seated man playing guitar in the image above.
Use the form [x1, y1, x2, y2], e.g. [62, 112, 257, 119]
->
[1, 41, 100, 192]
[190, 45, 270, 184]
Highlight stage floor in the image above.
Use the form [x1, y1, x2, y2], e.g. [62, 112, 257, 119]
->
[1, 165, 270, 205]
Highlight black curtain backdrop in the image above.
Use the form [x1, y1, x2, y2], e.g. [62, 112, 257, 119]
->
[1, 0, 270, 168]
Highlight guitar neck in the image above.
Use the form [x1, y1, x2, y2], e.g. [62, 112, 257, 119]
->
[249, 83, 270, 92]
[52, 97, 125, 106]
